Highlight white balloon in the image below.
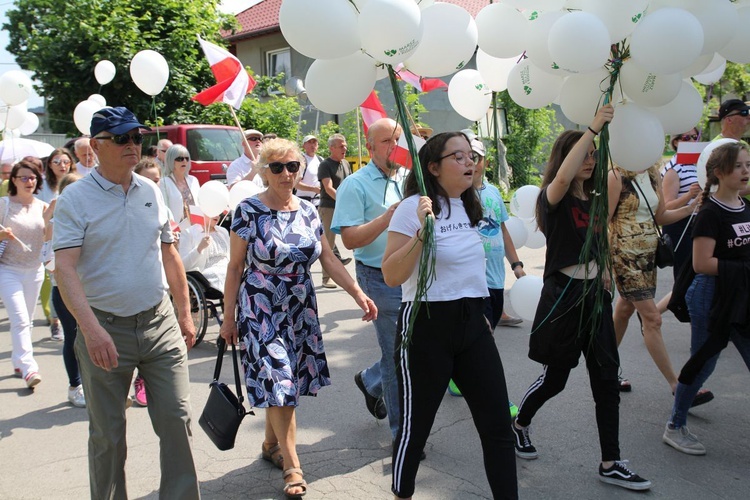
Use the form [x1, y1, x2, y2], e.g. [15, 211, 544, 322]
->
[646, 81, 703, 135]
[18, 112, 39, 136]
[506, 60, 564, 110]
[693, 58, 726, 85]
[403, 3, 477, 77]
[0, 103, 27, 130]
[548, 12, 610, 74]
[718, 6, 750, 64]
[525, 11, 568, 76]
[130, 50, 169, 96]
[509, 275, 544, 322]
[580, 0, 648, 43]
[197, 180, 230, 218]
[73, 100, 101, 136]
[94, 60, 116, 85]
[680, 53, 714, 78]
[359, 0, 422, 65]
[510, 185, 541, 219]
[523, 218, 546, 250]
[305, 51, 377, 115]
[280, 0, 361, 60]
[88, 94, 107, 107]
[475, 3, 528, 59]
[505, 216, 528, 249]
[476, 50, 520, 93]
[689, 0, 739, 55]
[558, 68, 612, 126]
[448, 69, 492, 121]
[0, 71, 33, 106]
[696, 138, 737, 188]
[609, 101, 665, 172]
[228, 180, 262, 210]
[619, 62, 682, 107]
[630, 8, 704, 74]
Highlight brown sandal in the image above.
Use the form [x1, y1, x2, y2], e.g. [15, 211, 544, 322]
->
[282, 467, 307, 498]
[261, 442, 284, 470]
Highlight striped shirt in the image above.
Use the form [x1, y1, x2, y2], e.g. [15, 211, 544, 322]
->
[662, 155, 698, 197]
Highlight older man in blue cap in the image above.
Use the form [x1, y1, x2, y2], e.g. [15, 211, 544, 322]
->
[54, 107, 199, 499]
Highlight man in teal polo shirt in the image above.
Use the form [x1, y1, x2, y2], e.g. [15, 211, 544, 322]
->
[331, 118, 405, 441]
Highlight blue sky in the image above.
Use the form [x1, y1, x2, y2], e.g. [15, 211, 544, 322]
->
[0, 0, 260, 109]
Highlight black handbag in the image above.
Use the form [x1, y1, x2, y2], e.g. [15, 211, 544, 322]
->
[632, 177, 674, 269]
[199, 337, 253, 451]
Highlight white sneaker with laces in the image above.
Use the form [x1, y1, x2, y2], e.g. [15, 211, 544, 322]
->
[663, 423, 706, 455]
[67, 385, 86, 408]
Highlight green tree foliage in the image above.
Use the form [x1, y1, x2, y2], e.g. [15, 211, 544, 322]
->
[498, 91, 561, 188]
[188, 74, 303, 140]
[4, 0, 235, 134]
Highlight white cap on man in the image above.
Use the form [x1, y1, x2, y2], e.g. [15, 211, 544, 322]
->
[302, 134, 317, 144]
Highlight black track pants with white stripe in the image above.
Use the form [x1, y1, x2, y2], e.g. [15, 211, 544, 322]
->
[391, 298, 518, 499]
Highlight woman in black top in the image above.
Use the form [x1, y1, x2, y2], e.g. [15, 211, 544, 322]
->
[511, 105, 651, 491]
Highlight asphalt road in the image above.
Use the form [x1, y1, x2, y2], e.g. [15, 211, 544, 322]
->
[1, 246, 748, 499]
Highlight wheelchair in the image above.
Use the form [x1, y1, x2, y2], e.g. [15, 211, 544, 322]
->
[184, 271, 224, 346]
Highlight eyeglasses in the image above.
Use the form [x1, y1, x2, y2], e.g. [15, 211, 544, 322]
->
[585, 149, 598, 159]
[679, 133, 699, 141]
[51, 158, 72, 166]
[93, 133, 145, 145]
[438, 150, 479, 165]
[13, 176, 37, 183]
[268, 161, 301, 174]
[725, 109, 749, 118]
[174, 157, 190, 162]
[247, 136, 262, 142]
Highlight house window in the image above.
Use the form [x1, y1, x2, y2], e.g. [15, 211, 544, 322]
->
[266, 48, 291, 86]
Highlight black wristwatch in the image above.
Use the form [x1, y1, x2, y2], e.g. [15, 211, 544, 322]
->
[511, 261, 524, 271]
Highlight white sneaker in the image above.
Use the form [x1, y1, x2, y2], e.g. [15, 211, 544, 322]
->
[663, 423, 706, 455]
[67, 385, 86, 408]
[25, 372, 42, 389]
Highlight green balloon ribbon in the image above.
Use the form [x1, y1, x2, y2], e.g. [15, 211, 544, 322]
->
[387, 64, 436, 349]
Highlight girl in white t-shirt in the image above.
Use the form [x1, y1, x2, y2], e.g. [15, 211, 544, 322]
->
[382, 132, 517, 500]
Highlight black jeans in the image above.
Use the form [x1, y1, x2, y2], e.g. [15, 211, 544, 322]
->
[392, 297, 518, 499]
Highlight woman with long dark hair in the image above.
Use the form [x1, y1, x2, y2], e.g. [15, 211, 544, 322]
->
[382, 131, 517, 499]
[511, 105, 651, 491]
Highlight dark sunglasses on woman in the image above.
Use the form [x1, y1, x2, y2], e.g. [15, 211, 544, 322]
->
[268, 161, 301, 174]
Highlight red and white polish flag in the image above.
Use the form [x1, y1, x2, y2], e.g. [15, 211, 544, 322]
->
[676, 142, 710, 165]
[192, 37, 256, 110]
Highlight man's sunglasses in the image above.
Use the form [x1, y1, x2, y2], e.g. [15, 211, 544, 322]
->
[726, 109, 749, 118]
[93, 133, 145, 145]
[247, 136, 262, 142]
[268, 161, 301, 174]
[175, 156, 190, 162]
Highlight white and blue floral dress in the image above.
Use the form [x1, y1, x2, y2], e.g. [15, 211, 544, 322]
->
[232, 196, 331, 407]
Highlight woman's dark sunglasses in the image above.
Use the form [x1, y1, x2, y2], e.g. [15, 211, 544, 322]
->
[94, 133, 145, 145]
[679, 134, 699, 141]
[174, 156, 190, 162]
[268, 161, 301, 174]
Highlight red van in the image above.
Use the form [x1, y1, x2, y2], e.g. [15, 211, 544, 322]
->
[142, 125, 243, 185]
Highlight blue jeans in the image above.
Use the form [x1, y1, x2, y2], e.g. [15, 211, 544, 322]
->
[671, 274, 750, 428]
[355, 261, 402, 439]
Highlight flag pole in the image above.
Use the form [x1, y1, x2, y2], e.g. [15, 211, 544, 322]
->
[356, 108, 363, 170]
[227, 104, 257, 163]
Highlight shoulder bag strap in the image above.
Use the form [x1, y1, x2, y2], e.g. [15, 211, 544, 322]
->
[213, 336, 248, 415]
[632, 178, 663, 238]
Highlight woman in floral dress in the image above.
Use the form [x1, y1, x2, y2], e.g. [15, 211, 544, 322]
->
[221, 138, 377, 498]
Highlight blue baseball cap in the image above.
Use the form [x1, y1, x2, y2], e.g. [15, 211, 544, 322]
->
[90, 106, 151, 137]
